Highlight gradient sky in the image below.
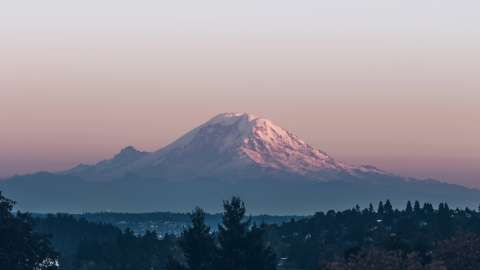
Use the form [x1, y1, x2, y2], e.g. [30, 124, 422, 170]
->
[1, 1, 479, 187]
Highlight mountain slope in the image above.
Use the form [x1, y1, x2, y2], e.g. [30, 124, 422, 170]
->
[1, 112, 479, 214]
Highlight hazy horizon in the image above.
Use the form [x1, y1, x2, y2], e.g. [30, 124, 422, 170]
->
[1, 1, 479, 187]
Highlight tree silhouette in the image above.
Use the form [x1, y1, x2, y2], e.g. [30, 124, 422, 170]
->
[377, 201, 385, 216]
[173, 207, 217, 270]
[0, 192, 58, 270]
[414, 201, 421, 215]
[216, 197, 276, 270]
[406, 201, 413, 215]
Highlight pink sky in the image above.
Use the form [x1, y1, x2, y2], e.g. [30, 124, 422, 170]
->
[1, 1, 479, 187]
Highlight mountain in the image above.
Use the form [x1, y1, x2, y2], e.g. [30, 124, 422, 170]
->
[1, 113, 479, 214]
[64, 113, 386, 182]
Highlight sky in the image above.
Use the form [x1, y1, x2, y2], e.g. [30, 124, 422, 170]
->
[1, 0, 479, 187]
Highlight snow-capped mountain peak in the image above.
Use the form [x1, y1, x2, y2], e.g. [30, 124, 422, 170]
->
[66, 113, 385, 181]
[149, 113, 360, 177]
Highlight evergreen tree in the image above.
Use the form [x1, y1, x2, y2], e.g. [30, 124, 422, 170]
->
[383, 200, 394, 224]
[414, 201, 421, 215]
[216, 197, 276, 270]
[0, 192, 58, 270]
[368, 203, 375, 214]
[245, 224, 277, 270]
[438, 203, 453, 237]
[424, 203, 434, 214]
[384, 200, 393, 215]
[175, 207, 217, 270]
[377, 201, 385, 216]
[216, 197, 250, 270]
[406, 201, 413, 215]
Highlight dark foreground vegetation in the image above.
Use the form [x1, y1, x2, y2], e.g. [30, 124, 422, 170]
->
[2, 191, 480, 270]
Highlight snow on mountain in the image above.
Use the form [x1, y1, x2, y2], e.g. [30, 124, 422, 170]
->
[66, 113, 386, 181]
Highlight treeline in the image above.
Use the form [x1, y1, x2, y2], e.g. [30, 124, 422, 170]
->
[3, 189, 480, 270]
[1, 191, 176, 270]
[166, 197, 276, 270]
[2, 192, 275, 270]
[266, 200, 480, 269]
[31, 198, 276, 270]
[33, 214, 175, 270]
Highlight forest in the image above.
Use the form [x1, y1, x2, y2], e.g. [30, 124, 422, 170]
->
[2, 191, 480, 270]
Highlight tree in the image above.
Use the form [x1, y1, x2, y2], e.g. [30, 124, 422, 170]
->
[0, 192, 58, 270]
[414, 201, 421, 215]
[377, 201, 385, 216]
[368, 203, 375, 214]
[437, 203, 453, 236]
[170, 207, 217, 270]
[384, 200, 393, 215]
[216, 197, 250, 270]
[383, 200, 394, 224]
[216, 197, 276, 270]
[406, 201, 413, 215]
[245, 224, 277, 270]
[423, 203, 434, 214]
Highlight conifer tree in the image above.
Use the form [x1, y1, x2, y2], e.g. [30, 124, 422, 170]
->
[406, 201, 413, 215]
[368, 203, 375, 214]
[377, 201, 385, 216]
[384, 200, 394, 215]
[414, 201, 421, 215]
[0, 192, 58, 270]
[216, 197, 276, 270]
[168, 207, 216, 270]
